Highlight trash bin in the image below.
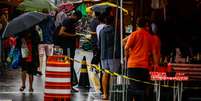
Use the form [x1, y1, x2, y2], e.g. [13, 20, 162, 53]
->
[44, 55, 71, 101]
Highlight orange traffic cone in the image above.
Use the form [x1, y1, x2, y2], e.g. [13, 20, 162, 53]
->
[78, 56, 90, 88]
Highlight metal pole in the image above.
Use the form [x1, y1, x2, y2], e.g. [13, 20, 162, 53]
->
[0, 32, 2, 63]
[119, 0, 125, 101]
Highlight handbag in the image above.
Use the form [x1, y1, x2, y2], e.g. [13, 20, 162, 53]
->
[21, 39, 30, 58]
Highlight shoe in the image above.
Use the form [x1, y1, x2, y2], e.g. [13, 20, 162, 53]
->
[91, 92, 102, 99]
[37, 71, 42, 75]
[19, 86, 26, 92]
[29, 88, 34, 92]
[71, 87, 79, 93]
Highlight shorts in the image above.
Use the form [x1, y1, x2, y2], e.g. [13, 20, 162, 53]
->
[38, 44, 54, 56]
[127, 68, 150, 90]
[127, 68, 151, 101]
[101, 59, 120, 73]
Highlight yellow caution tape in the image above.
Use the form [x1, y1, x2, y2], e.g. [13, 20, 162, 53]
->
[66, 56, 201, 90]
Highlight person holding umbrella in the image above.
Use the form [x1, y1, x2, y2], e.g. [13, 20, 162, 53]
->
[17, 27, 40, 92]
[2, 12, 46, 92]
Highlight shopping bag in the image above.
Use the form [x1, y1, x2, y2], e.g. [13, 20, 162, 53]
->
[21, 39, 30, 58]
[7, 47, 21, 69]
[89, 70, 101, 92]
[21, 47, 29, 58]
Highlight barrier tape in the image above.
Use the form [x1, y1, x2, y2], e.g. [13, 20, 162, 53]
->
[64, 56, 201, 90]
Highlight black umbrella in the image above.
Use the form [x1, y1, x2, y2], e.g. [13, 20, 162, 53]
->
[2, 12, 47, 38]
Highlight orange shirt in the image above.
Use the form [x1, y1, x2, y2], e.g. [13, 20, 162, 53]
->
[125, 29, 152, 68]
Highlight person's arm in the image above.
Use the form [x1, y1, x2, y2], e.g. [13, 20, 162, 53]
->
[123, 35, 130, 47]
[89, 31, 96, 35]
[124, 33, 135, 59]
[124, 46, 129, 59]
[58, 26, 76, 37]
[152, 49, 159, 71]
[151, 36, 161, 71]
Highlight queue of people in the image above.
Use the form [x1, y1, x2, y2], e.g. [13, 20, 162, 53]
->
[88, 7, 161, 100]
[1, 4, 161, 101]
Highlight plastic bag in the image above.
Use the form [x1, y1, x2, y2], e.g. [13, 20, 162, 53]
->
[21, 39, 30, 58]
[7, 47, 21, 69]
[89, 70, 101, 92]
[21, 47, 29, 58]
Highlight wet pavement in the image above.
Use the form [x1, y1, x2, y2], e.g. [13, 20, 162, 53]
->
[0, 49, 105, 101]
[0, 69, 43, 101]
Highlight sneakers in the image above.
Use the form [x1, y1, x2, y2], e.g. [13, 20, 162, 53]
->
[71, 87, 79, 93]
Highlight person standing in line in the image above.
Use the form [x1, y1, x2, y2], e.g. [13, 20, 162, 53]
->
[99, 15, 121, 100]
[150, 19, 161, 71]
[89, 11, 100, 65]
[56, 10, 82, 92]
[124, 17, 156, 101]
[88, 11, 103, 93]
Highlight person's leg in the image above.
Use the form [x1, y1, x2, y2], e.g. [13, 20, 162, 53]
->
[127, 68, 149, 101]
[101, 60, 110, 99]
[20, 71, 26, 91]
[127, 77, 136, 101]
[68, 47, 79, 92]
[28, 74, 34, 92]
[102, 72, 109, 99]
[127, 91, 134, 101]
[38, 44, 45, 75]
[46, 44, 54, 56]
[70, 47, 77, 83]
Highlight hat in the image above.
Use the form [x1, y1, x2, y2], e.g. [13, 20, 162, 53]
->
[74, 10, 82, 19]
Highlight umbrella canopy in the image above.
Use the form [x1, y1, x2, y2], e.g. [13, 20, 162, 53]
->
[17, 0, 57, 12]
[58, 3, 75, 13]
[86, 2, 128, 15]
[2, 12, 47, 38]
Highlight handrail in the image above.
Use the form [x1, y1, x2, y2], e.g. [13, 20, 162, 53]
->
[168, 63, 201, 67]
